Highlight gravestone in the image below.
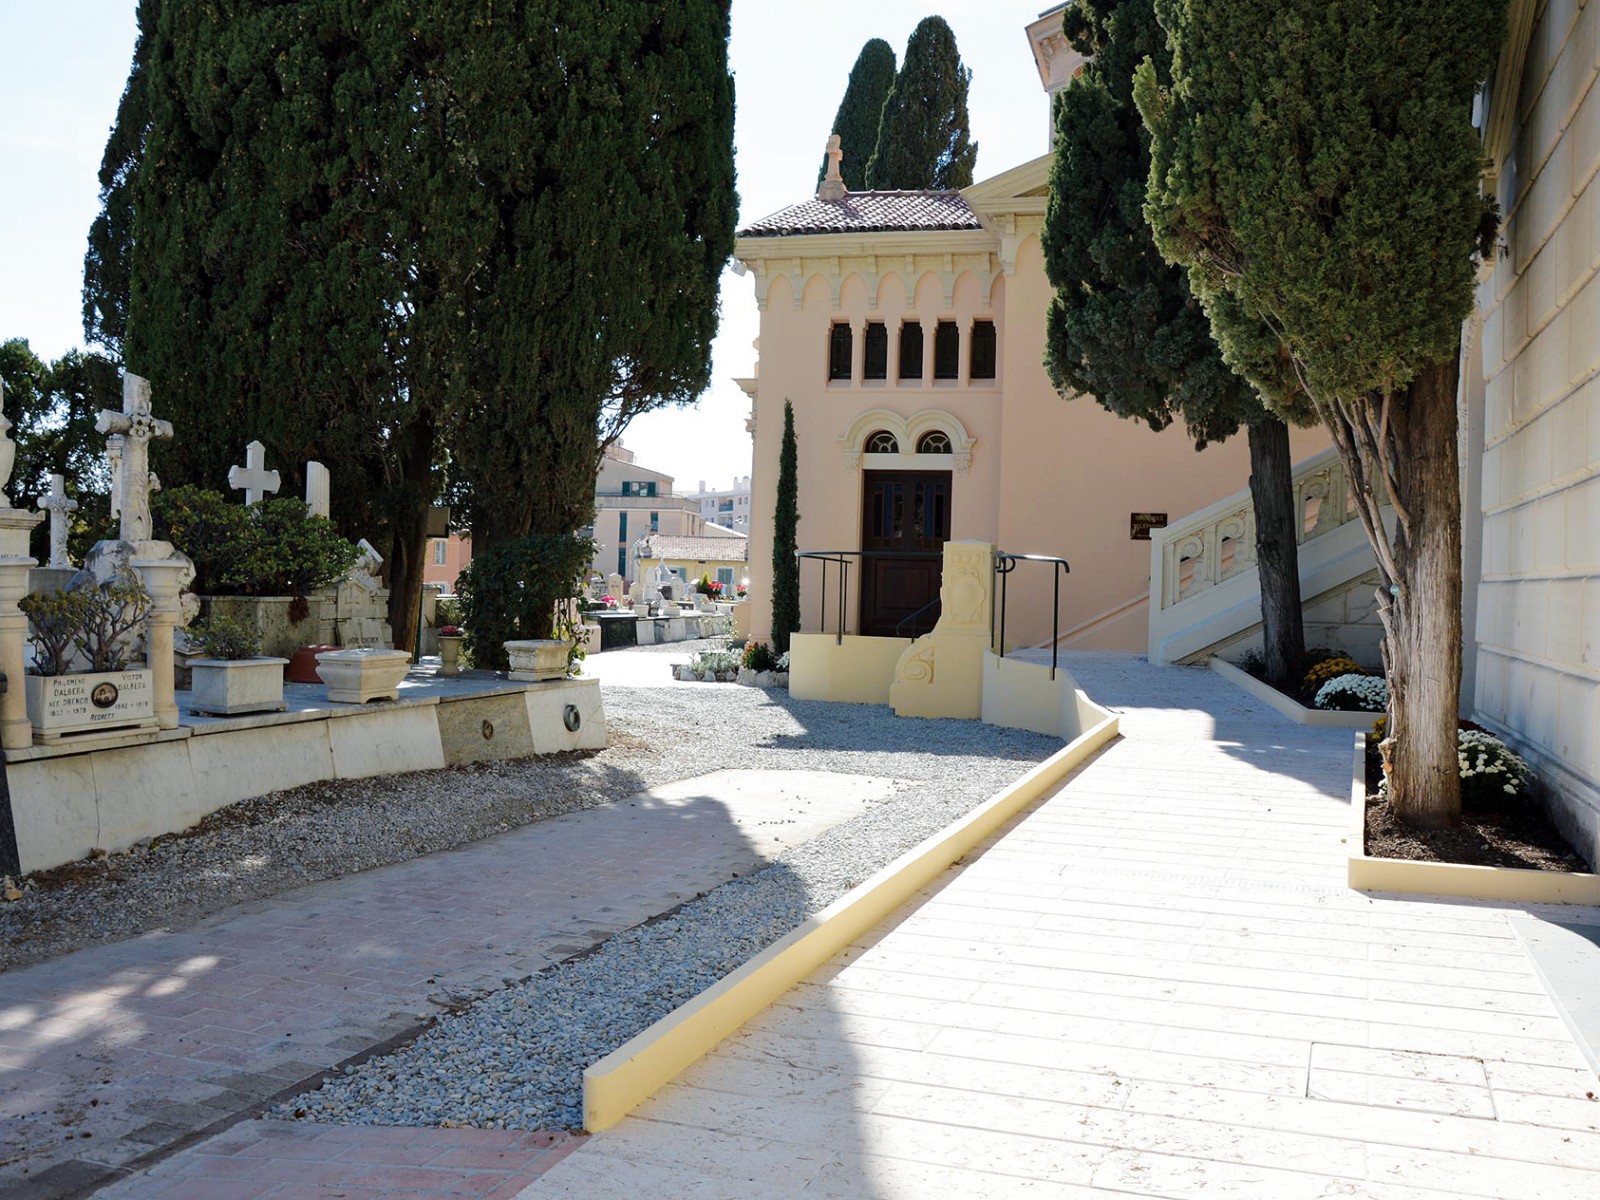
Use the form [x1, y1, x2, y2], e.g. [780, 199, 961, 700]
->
[305, 460, 331, 518]
[37, 474, 77, 570]
[96, 375, 173, 551]
[0, 386, 45, 748]
[228, 440, 281, 505]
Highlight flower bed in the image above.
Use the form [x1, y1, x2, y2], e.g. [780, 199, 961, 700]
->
[672, 645, 790, 688]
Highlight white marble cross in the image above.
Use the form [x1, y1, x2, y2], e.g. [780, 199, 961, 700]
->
[38, 473, 78, 569]
[228, 440, 281, 505]
[305, 460, 330, 518]
[96, 373, 173, 545]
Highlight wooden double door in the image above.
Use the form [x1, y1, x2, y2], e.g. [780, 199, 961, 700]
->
[859, 470, 951, 638]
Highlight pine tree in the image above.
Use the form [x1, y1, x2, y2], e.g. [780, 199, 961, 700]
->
[0, 340, 118, 561]
[865, 17, 977, 190]
[818, 39, 897, 190]
[1041, 0, 1310, 687]
[771, 400, 801, 655]
[1138, 0, 1506, 827]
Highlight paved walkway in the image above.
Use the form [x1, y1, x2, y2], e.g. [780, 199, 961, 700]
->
[523, 654, 1600, 1199]
[0, 768, 891, 1197]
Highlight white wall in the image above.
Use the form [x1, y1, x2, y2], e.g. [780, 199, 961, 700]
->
[1473, 0, 1600, 863]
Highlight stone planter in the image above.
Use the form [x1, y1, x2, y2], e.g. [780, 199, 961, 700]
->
[189, 657, 289, 716]
[438, 635, 464, 678]
[315, 648, 412, 704]
[505, 639, 569, 683]
[25, 669, 157, 742]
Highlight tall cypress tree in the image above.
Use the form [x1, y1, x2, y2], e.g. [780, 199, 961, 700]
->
[82, 1, 153, 361]
[865, 17, 977, 190]
[817, 39, 896, 190]
[1139, 0, 1505, 827]
[124, 0, 436, 647]
[454, 0, 737, 575]
[770, 400, 800, 655]
[1041, 0, 1310, 687]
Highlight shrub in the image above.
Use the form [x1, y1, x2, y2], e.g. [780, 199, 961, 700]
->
[21, 573, 151, 675]
[776, 650, 790, 672]
[695, 573, 714, 596]
[187, 615, 262, 660]
[689, 649, 742, 676]
[1314, 673, 1389, 713]
[20, 588, 94, 676]
[742, 640, 776, 672]
[1459, 730, 1531, 806]
[457, 534, 595, 672]
[436, 595, 463, 628]
[1302, 656, 1362, 696]
[155, 486, 359, 596]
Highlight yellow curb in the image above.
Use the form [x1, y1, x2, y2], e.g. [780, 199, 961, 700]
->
[1345, 732, 1600, 905]
[1210, 657, 1374, 729]
[581, 702, 1121, 1132]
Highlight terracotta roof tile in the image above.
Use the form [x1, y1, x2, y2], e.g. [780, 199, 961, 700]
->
[739, 191, 981, 237]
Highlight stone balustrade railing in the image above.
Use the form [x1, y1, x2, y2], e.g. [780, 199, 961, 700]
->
[1151, 448, 1361, 611]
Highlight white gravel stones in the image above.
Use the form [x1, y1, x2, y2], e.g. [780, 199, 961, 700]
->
[279, 686, 1059, 1133]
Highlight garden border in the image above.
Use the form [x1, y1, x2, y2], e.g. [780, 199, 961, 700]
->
[1345, 732, 1600, 905]
[580, 698, 1121, 1132]
[1209, 656, 1374, 729]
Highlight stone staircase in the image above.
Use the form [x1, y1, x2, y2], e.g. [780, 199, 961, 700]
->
[1143, 447, 1386, 665]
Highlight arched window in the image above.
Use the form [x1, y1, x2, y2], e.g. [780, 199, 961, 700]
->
[865, 430, 899, 454]
[916, 430, 952, 454]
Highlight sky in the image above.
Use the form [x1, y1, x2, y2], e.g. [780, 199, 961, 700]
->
[0, 2, 1055, 493]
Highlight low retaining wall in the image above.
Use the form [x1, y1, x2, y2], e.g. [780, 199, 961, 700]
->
[1209, 657, 1375, 729]
[787, 634, 912, 706]
[4, 678, 606, 875]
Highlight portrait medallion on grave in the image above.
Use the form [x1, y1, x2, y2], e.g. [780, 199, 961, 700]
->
[91, 682, 120, 709]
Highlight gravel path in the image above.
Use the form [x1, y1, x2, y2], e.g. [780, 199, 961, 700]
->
[279, 691, 1060, 1132]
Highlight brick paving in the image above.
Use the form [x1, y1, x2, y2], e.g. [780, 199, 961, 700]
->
[0, 768, 886, 1197]
[524, 654, 1600, 1199]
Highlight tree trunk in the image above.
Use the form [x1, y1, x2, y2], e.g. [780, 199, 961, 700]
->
[385, 412, 437, 657]
[1381, 359, 1464, 828]
[1247, 417, 1306, 689]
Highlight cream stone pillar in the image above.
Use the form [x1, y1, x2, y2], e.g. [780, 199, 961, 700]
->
[133, 558, 188, 730]
[889, 541, 996, 720]
[0, 555, 37, 751]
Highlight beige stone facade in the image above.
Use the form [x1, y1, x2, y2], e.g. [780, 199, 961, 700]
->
[734, 153, 1327, 652]
[1471, 0, 1600, 859]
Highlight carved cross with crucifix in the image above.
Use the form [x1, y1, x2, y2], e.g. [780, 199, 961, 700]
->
[38, 473, 78, 569]
[96, 373, 173, 546]
[228, 440, 281, 506]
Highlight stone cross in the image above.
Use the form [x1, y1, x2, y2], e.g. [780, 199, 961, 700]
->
[96, 373, 173, 545]
[38, 473, 77, 569]
[305, 460, 331, 518]
[228, 440, 281, 505]
[818, 134, 847, 201]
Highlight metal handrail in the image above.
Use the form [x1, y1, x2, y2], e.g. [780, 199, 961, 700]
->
[795, 549, 943, 645]
[894, 595, 942, 639]
[993, 552, 1071, 679]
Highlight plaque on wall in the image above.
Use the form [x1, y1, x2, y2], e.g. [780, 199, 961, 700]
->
[1130, 512, 1168, 541]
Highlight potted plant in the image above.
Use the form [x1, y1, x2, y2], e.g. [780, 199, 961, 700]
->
[20, 573, 158, 742]
[186, 616, 289, 715]
[438, 623, 465, 676]
[154, 486, 364, 657]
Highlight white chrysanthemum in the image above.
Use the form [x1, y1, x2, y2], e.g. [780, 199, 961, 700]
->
[1314, 673, 1389, 713]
